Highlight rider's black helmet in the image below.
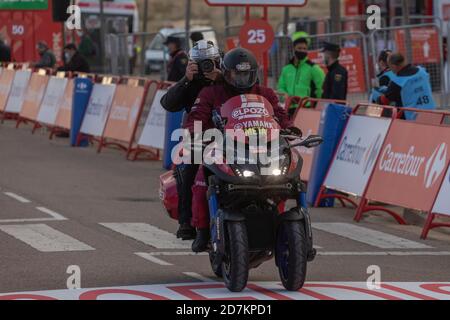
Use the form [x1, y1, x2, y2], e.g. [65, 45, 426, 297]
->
[221, 48, 259, 91]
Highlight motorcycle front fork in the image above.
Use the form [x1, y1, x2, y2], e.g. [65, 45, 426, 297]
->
[208, 193, 221, 254]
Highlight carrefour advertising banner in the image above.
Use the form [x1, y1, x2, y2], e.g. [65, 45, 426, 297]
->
[0, 0, 48, 10]
[366, 121, 450, 212]
[323, 115, 392, 196]
[432, 165, 450, 216]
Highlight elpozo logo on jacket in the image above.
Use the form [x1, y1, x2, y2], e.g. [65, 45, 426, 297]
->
[378, 142, 448, 189]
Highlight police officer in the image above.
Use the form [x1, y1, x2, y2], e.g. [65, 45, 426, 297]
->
[370, 49, 394, 103]
[322, 42, 348, 101]
[160, 40, 223, 240]
[377, 53, 435, 120]
[164, 36, 189, 82]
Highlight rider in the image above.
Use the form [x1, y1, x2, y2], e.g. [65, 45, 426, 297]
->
[183, 48, 300, 252]
[161, 40, 222, 240]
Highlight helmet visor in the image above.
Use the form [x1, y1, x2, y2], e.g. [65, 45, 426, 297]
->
[225, 69, 258, 90]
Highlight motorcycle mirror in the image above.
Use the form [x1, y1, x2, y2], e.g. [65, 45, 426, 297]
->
[290, 135, 324, 149]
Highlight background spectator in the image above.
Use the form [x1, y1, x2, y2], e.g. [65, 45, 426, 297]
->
[322, 42, 348, 101]
[58, 43, 90, 73]
[277, 37, 325, 115]
[165, 36, 188, 82]
[0, 36, 11, 62]
[32, 41, 56, 69]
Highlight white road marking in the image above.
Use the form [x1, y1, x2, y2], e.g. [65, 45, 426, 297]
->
[135, 252, 173, 266]
[0, 224, 94, 252]
[0, 207, 68, 224]
[183, 272, 216, 283]
[100, 223, 191, 249]
[35, 207, 67, 221]
[142, 251, 208, 256]
[4, 192, 31, 203]
[313, 223, 432, 249]
[317, 251, 450, 256]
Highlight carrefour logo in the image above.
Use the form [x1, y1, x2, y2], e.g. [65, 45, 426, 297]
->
[363, 134, 383, 174]
[77, 82, 88, 90]
[378, 143, 448, 188]
[424, 143, 448, 189]
[336, 136, 367, 165]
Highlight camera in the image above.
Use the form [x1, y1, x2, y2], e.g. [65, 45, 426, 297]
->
[194, 59, 216, 80]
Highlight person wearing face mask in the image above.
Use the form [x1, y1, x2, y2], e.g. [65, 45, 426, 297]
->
[369, 49, 394, 103]
[377, 52, 435, 120]
[184, 48, 298, 252]
[31, 41, 56, 69]
[277, 37, 325, 116]
[322, 42, 348, 101]
[57, 43, 90, 73]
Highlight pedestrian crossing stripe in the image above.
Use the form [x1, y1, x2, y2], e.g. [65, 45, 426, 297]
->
[0, 224, 94, 252]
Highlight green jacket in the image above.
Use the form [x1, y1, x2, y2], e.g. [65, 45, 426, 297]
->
[277, 58, 325, 108]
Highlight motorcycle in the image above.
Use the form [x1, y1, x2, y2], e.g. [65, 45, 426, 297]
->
[160, 94, 323, 292]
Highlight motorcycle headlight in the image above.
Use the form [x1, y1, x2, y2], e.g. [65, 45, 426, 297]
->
[272, 169, 282, 176]
[243, 170, 255, 177]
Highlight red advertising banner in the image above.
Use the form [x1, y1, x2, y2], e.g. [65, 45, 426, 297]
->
[293, 108, 322, 181]
[365, 120, 450, 212]
[395, 27, 441, 64]
[308, 46, 366, 93]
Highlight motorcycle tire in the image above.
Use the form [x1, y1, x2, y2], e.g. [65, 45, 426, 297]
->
[276, 220, 308, 291]
[222, 221, 249, 292]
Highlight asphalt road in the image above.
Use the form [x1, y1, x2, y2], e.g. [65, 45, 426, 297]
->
[0, 121, 449, 300]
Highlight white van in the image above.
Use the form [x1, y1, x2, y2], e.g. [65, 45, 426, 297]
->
[145, 26, 218, 75]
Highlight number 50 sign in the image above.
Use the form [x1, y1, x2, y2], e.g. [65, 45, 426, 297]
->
[239, 19, 275, 52]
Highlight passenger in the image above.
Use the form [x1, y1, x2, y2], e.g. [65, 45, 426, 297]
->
[161, 40, 223, 240]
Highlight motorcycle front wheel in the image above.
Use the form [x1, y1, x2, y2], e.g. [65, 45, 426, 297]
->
[222, 221, 249, 292]
[209, 251, 223, 278]
[276, 220, 308, 291]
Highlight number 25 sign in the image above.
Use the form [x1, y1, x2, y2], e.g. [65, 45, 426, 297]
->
[239, 19, 275, 52]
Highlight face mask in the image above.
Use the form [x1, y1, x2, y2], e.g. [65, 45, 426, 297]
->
[65, 52, 72, 62]
[295, 51, 308, 60]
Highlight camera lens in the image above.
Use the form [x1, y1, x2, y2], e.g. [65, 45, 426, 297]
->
[200, 59, 215, 73]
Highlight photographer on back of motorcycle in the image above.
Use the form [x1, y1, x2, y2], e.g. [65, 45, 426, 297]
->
[161, 40, 223, 240]
[184, 48, 301, 252]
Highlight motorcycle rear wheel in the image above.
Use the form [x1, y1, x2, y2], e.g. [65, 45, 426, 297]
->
[276, 220, 308, 291]
[222, 221, 249, 292]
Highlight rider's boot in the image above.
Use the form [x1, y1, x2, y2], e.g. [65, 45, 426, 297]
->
[176, 223, 196, 240]
[192, 228, 210, 253]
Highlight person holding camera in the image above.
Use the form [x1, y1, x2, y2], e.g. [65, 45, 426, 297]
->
[160, 40, 222, 240]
